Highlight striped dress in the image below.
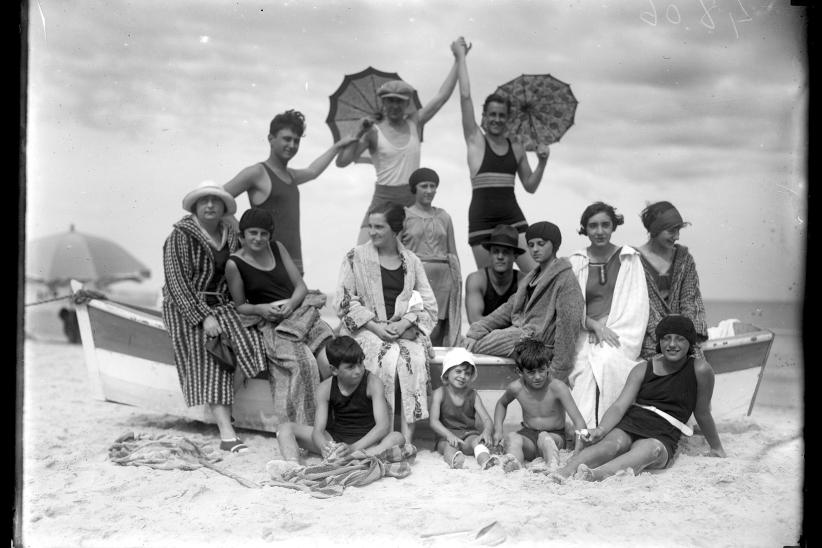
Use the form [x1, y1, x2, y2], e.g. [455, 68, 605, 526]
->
[162, 215, 266, 407]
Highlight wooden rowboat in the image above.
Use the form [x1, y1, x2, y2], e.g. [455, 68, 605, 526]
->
[71, 281, 775, 433]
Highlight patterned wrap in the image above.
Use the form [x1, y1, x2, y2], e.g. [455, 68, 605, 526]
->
[161, 215, 266, 406]
[333, 240, 438, 423]
[639, 245, 708, 359]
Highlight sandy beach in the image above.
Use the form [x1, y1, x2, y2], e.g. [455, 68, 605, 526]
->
[18, 326, 804, 548]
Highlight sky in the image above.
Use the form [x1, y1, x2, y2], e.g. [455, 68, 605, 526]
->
[24, 0, 807, 302]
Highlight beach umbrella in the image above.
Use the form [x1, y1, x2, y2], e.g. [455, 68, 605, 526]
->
[26, 225, 151, 288]
[325, 66, 423, 162]
[494, 73, 578, 150]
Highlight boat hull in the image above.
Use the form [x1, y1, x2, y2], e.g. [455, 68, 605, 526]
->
[72, 284, 774, 434]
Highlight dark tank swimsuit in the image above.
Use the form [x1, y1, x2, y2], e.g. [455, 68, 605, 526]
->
[616, 356, 698, 466]
[326, 370, 376, 444]
[257, 162, 303, 275]
[226, 242, 294, 304]
[467, 138, 528, 246]
[482, 268, 520, 316]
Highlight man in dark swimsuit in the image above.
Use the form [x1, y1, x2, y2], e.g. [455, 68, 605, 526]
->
[454, 37, 550, 272]
[223, 109, 356, 274]
[464, 224, 524, 324]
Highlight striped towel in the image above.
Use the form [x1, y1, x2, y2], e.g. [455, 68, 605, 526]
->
[265, 444, 417, 498]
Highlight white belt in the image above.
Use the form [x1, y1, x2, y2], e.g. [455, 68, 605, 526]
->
[633, 404, 693, 436]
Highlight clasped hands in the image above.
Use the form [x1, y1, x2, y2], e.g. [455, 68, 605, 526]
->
[258, 299, 295, 322]
[368, 319, 416, 341]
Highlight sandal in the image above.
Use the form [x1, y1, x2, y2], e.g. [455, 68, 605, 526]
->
[219, 438, 249, 453]
[481, 454, 500, 470]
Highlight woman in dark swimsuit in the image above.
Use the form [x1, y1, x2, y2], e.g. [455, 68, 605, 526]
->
[551, 315, 726, 482]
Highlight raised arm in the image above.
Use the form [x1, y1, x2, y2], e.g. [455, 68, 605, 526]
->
[514, 142, 550, 194]
[456, 39, 483, 146]
[291, 135, 358, 184]
[335, 119, 377, 167]
[414, 38, 465, 127]
[692, 358, 726, 457]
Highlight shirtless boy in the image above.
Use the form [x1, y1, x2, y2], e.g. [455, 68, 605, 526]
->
[493, 339, 588, 472]
[267, 336, 406, 477]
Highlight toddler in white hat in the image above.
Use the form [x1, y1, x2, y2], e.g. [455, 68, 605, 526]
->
[428, 348, 498, 469]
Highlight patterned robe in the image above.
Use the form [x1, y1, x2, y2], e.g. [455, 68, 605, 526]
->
[639, 244, 708, 359]
[162, 215, 265, 406]
[334, 241, 438, 423]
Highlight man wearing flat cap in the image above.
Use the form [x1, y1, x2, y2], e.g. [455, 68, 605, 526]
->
[465, 221, 585, 384]
[336, 38, 467, 245]
[464, 224, 524, 324]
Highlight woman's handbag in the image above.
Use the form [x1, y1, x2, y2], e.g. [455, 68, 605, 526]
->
[205, 333, 237, 373]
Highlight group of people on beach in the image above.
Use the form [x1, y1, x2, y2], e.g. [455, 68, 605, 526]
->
[161, 36, 725, 484]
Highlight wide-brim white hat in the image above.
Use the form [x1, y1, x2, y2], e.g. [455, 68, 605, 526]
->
[441, 347, 478, 383]
[182, 180, 237, 216]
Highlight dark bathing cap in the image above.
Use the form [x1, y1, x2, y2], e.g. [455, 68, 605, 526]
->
[525, 221, 562, 251]
[408, 167, 439, 193]
[239, 207, 276, 233]
[648, 204, 688, 237]
[655, 314, 697, 352]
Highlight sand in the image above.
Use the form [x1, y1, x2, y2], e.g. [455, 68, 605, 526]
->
[18, 337, 804, 548]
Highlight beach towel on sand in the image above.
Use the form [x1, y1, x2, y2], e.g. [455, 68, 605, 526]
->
[264, 444, 417, 498]
[108, 432, 260, 488]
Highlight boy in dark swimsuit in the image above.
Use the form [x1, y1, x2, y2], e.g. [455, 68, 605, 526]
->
[268, 336, 406, 476]
[493, 339, 588, 472]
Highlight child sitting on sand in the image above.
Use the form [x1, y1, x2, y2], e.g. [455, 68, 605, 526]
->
[429, 347, 496, 469]
[493, 339, 589, 472]
[267, 336, 406, 477]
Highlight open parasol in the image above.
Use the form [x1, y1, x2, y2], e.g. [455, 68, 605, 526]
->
[494, 73, 578, 150]
[26, 224, 151, 288]
[326, 66, 423, 162]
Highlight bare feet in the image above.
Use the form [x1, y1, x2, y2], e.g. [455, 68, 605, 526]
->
[480, 454, 500, 470]
[527, 457, 548, 473]
[266, 459, 304, 481]
[547, 472, 566, 484]
[573, 464, 597, 481]
[538, 435, 560, 470]
[500, 453, 522, 473]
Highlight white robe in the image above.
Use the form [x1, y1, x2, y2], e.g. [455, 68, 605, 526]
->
[568, 246, 649, 427]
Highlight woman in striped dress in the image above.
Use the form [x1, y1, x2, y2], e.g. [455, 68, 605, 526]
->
[162, 181, 266, 453]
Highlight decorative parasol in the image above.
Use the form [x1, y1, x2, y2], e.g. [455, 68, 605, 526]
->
[494, 73, 578, 150]
[26, 224, 151, 288]
[326, 66, 423, 162]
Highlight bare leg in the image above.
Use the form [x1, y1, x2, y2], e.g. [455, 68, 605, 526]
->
[514, 233, 537, 272]
[436, 440, 464, 468]
[579, 438, 668, 481]
[209, 404, 238, 440]
[401, 421, 416, 445]
[471, 244, 491, 270]
[464, 435, 493, 469]
[503, 432, 536, 466]
[553, 429, 632, 479]
[356, 226, 370, 245]
[275, 422, 324, 461]
[538, 432, 563, 470]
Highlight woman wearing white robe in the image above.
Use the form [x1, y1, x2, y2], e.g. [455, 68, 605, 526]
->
[569, 202, 649, 428]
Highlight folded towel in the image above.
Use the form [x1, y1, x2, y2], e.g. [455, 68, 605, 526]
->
[707, 318, 741, 340]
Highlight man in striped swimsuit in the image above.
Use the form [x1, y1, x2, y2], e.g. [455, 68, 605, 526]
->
[454, 37, 551, 273]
